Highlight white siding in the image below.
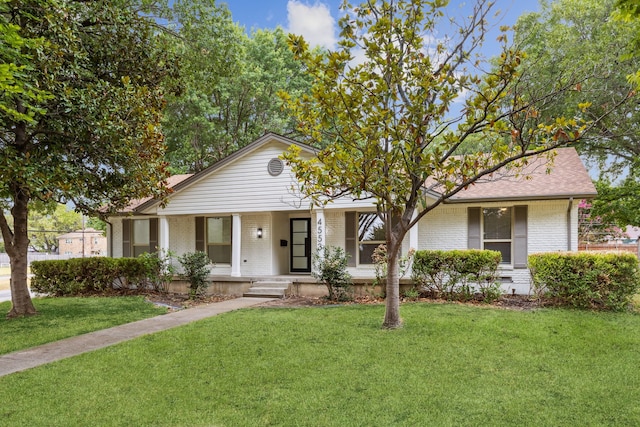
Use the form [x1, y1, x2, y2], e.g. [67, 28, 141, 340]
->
[159, 141, 312, 215]
[240, 213, 274, 276]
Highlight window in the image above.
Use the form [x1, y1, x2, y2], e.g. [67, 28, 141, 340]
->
[483, 207, 512, 264]
[65, 239, 72, 243]
[207, 217, 232, 264]
[358, 213, 386, 264]
[132, 219, 151, 257]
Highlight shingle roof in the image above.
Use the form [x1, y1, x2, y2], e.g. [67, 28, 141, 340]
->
[121, 174, 193, 213]
[444, 147, 596, 203]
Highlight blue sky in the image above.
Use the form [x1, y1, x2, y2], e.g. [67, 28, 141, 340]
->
[220, 0, 540, 56]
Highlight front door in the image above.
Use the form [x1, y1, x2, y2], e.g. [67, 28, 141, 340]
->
[290, 218, 311, 273]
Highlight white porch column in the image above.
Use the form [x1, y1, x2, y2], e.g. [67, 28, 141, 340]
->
[231, 213, 242, 277]
[158, 216, 170, 255]
[409, 209, 419, 252]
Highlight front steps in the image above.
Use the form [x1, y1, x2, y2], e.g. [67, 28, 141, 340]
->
[243, 281, 291, 298]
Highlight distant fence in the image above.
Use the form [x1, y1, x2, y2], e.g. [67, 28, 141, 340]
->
[0, 253, 76, 267]
[578, 243, 640, 258]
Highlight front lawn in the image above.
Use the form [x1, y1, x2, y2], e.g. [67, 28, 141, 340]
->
[2, 303, 640, 426]
[0, 297, 167, 355]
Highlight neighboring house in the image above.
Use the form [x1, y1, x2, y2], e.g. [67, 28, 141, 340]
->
[57, 228, 107, 257]
[107, 133, 596, 295]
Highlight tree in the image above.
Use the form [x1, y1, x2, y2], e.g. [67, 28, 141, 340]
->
[162, 0, 312, 173]
[28, 204, 82, 253]
[281, 0, 632, 328]
[514, 0, 640, 226]
[0, 0, 175, 317]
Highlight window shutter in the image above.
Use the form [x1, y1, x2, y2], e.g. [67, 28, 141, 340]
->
[149, 218, 159, 254]
[195, 217, 205, 252]
[513, 205, 528, 269]
[467, 207, 481, 249]
[122, 219, 131, 258]
[345, 212, 356, 267]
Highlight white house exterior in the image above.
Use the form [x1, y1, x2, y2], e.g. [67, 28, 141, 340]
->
[107, 133, 596, 295]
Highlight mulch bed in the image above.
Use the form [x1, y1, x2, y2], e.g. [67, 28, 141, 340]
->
[143, 292, 540, 311]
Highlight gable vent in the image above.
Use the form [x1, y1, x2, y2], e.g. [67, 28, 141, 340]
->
[268, 158, 284, 176]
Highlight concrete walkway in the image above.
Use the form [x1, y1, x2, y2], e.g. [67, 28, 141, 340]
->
[0, 297, 274, 378]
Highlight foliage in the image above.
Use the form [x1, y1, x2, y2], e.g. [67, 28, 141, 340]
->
[0, 0, 51, 123]
[30, 257, 166, 296]
[162, 1, 312, 173]
[529, 252, 640, 311]
[311, 245, 353, 301]
[0, 0, 177, 317]
[578, 198, 628, 244]
[86, 217, 107, 234]
[178, 251, 212, 299]
[137, 250, 177, 293]
[280, 0, 628, 328]
[515, 0, 640, 224]
[412, 250, 502, 302]
[28, 204, 82, 252]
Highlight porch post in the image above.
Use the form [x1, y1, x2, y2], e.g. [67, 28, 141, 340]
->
[158, 216, 170, 255]
[231, 213, 241, 277]
[409, 209, 418, 252]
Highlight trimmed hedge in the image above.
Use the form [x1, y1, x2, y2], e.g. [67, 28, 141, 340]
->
[529, 252, 640, 311]
[31, 256, 163, 296]
[412, 249, 502, 301]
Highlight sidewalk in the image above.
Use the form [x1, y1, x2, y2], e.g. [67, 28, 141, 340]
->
[0, 297, 274, 378]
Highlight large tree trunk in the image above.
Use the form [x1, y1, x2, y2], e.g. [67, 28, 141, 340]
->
[382, 241, 402, 329]
[2, 187, 37, 318]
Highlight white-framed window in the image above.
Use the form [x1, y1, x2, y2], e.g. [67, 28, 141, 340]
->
[358, 212, 386, 264]
[207, 216, 232, 264]
[132, 219, 151, 257]
[65, 238, 72, 244]
[482, 207, 512, 264]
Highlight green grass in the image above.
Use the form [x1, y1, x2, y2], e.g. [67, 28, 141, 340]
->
[2, 303, 640, 426]
[0, 297, 167, 355]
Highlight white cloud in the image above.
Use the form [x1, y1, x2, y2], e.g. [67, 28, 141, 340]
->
[286, 1, 337, 50]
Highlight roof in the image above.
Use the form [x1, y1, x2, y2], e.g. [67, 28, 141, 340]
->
[121, 174, 192, 213]
[444, 147, 596, 203]
[120, 136, 594, 214]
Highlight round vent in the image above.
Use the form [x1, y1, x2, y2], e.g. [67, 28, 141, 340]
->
[267, 158, 284, 176]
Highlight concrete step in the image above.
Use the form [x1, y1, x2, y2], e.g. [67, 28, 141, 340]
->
[243, 281, 291, 298]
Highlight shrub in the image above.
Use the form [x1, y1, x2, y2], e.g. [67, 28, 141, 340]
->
[31, 257, 165, 296]
[529, 252, 640, 311]
[371, 244, 415, 297]
[137, 250, 176, 293]
[411, 249, 502, 302]
[312, 246, 353, 302]
[178, 251, 212, 299]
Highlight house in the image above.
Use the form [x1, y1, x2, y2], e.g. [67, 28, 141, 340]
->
[58, 228, 107, 257]
[106, 133, 596, 295]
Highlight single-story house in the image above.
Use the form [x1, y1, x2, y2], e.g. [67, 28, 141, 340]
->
[106, 133, 596, 295]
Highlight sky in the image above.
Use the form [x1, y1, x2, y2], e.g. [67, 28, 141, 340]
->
[220, 0, 541, 56]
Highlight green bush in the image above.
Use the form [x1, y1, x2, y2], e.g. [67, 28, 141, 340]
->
[312, 246, 353, 302]
[31, 257, 161, 296]
[529, 252, 640, 311]
[411, 249, 502, 302]
[178, 251, 212, 299]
